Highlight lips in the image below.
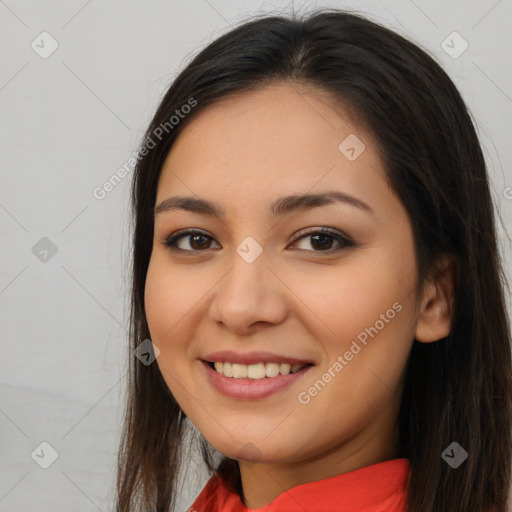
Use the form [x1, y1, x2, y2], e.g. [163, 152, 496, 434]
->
[201, 359, 314, 399]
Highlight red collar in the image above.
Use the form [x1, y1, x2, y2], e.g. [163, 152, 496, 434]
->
[190, 458, 410, 512]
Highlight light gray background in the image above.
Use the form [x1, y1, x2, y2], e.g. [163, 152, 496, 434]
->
[1, 1, 511, 511]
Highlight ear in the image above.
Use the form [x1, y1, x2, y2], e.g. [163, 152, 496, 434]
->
[415, 254, 458, 343]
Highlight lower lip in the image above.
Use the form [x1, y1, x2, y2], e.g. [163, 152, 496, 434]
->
[201, 361, 314, 399]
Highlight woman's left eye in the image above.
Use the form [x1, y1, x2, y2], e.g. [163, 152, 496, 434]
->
[162, 227, 355, 253]
[290, 228, 355, 252]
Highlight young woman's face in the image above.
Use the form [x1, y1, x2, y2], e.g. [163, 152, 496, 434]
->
[145, 82, 421, 471]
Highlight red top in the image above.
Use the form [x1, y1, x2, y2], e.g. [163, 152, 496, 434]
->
[189, 458, 410, 512]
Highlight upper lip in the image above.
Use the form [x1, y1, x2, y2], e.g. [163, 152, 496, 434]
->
[202, 350, 315, 366]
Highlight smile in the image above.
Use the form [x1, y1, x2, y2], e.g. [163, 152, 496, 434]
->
[209, 361, 311, 379]
[201, 360, 314, 399]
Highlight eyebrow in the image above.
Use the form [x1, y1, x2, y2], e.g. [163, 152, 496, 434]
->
[154, 190, 375, 218]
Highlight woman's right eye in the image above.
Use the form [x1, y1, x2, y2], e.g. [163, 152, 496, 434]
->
[163, 229, 220, 252]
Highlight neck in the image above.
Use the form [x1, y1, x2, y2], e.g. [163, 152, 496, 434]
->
[237, 411, 400, 509]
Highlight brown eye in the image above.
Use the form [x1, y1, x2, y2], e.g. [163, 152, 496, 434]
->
[163, 229, 220, 252]
[290, 228, 355, 253]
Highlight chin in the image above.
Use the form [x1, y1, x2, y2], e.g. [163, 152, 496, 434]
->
[207, 434, 299, 464]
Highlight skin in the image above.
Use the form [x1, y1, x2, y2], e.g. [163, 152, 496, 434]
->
[144, 82, 455, 508]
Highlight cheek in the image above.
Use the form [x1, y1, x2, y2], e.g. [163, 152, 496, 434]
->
[144, 255, 220, 392]
[292, 248, 417, 411]
[144, 255, 207, 341]
[285, 255, 415, 345]
[144, 258, 197, 386]
[144, 259, 173, 340]
[283, 248, 417, 409]
[144, 257, 195, 399]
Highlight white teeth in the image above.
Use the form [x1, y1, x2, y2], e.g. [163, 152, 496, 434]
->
[223, 361, 233, 377]
[210, 361, 307, 379]
[265, 362, 280, 378]
[280, 363, 291, 375]
[247, 362, 266, 379]
[232, 363, 248, 378]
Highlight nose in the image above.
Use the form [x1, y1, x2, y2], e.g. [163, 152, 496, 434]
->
[210, 250, 288, 334]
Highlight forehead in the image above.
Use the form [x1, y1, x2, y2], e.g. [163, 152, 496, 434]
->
[156, 82, 390, 212]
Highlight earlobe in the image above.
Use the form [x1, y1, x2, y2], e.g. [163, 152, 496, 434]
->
[415, 254, 458, 344]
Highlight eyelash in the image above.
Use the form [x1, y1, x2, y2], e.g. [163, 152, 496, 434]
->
[162, 227, 355, 255]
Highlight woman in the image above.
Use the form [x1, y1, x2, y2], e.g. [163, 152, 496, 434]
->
[116, 8, 512, 512]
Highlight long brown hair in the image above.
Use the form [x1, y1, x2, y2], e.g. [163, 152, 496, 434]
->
[116, 8, 512, 511]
